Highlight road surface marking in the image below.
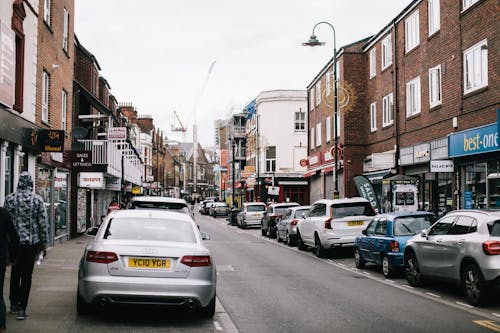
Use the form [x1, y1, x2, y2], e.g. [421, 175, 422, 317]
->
[456, 301, 474, 309]
[473, 320, 500, 332]
[362, 272, 371, 276]
[385, 279, 395, 283]
[213, 321, 223, 331]
[493, 313, 500, 318]
[425, 292, 441, 298]
[216, 297, 239, 333]
[337, 263, 346, 267]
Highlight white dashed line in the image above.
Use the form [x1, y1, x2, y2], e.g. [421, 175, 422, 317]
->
[401, 285, 414, 289]
[425, 292, 441, 298]
[337, 263, 346, 267]
[456, 301, 474, 309]
[213, 321, 222, 331]
[492, 313, 500, 318]
[385, 279, 395, 283]
[362, 272, 371, 276]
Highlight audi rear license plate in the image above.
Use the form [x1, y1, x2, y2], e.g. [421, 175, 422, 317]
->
[347, 221, 364, 226]
[128, 257, 171, 269]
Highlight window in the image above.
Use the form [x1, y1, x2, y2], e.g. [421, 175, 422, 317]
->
[369, 47, 376, 78]
[405, 10, 420, 53]
[393, 216, 434, 236]
[406, 76, 421, 117]
[310, 127, 315, 150]
[463, 39, 488, 94]
[326, 70, 331, 96]
[463, 0, 479, 11]
[428, 0, 440, 36]
[366, 219, 378, 235]
[265, 146, 276, 172]
[326, 116, 331, 143]
[381, 34, 392, 69]
[375, 219, 387, 236]
[294, 111, 305, 132]
[429, 216, 455, 235]
[449, 216, 477, 235]
[309, 203, 326, 217]
[382, 93, 393, 127]
[370, 102, 377, 132]
[315, 82, 321, 106]
[42, 71, 50, 123]
[61, 90, 67, 131]
[44, 0, 51, 25]
[429, 65, 442, 107]
[331, 202, 376, 218]
[316, 123, 321, 147]
[309, 88, 315, 110]
[63, 8, 69, 52]
[336, 112, 340, 138]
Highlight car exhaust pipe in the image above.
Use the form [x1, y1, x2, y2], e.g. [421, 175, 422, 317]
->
[97, 297, 108, 307]
[182, 299, 195, 311]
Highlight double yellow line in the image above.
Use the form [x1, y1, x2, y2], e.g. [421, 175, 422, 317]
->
[474, 320, 500, 332]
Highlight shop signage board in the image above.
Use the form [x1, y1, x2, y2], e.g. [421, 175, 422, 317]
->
[30, 129, 65, 152]
[464, 190, 474, 209]
[353, 175, 381, 213]
[79, 172, 105, 189]
[71, 151, 93, 170]
[106, 177, 121, 191]
[430, 160, 454, 173]
[54, 172, 67, 188]
[448, 123, 499, 157]
[107, 127, 127, 140]
[268, 186, 280, 196]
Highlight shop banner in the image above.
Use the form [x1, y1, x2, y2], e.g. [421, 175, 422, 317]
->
[464, 190, 474, 209]
[79, 172, 105, 189]
[449, 123, 499, 157]
[353, 175, 381, 213]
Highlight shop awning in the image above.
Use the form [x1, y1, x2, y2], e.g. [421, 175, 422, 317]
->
[322, 166, 334, 174]
[364, 170, 393, 182]
[303, 170, 318, 178]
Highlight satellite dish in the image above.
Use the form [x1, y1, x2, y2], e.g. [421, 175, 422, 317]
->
[72, 127, 88, 139]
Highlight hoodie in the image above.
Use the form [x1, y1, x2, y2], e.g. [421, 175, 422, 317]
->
[3, 172, 49, 247]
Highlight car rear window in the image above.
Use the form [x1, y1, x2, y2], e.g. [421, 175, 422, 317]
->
[488, 220, 500, 236]
[331, 202, 375, 218]
[393, 215, 434, 236]
[247, 205, 265, 212]
[129, 201, 188, 211]
[103, 217, 196, 243]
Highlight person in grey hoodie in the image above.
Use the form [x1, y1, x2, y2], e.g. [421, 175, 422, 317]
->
[3, 172, 48, 321]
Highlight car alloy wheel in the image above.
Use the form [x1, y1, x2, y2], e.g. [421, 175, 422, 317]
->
[462, 263, 490, 306]
[314, 234, 327, 258]
[354, 248, 365, 269]
[382, 255, 393, 278]
[297, 232, 307, 251]
[405, 252, 424, 287]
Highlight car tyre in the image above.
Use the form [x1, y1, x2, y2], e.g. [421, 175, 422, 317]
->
[261, 225, 267, 237]
[276, 230, 282, 242]
[354, 248, 365, 269]
[462, 263, 490, 306]
[405, 251, 424, 287]
[314, 234, 328, 258]
[286, 232, 296, 247]
[382, 254, 394, 278]
[297, 232, 307, 251]
[76, 288, 91, 315]
[268, 225, 276, 239]
[199, 294, 216, 318]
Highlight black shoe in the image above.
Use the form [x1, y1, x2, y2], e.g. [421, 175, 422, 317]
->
[10, 304, 18, 314]
[16, 309, 27, 320]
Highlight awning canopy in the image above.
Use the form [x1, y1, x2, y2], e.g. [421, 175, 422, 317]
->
[363, 170, 393, 182]
[303, 170, 318, 178]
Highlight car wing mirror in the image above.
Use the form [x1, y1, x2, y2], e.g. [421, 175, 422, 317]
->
[201, 232, 211, 240]
[85, 226, 99, 237]
[362, 229, 367, 236]
[420, 229, 428, 239]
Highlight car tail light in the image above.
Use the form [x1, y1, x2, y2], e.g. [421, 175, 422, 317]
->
[482, 241, 500, 255]
[181, 255, 212, 267]
[291, 219, 299, 226]
[324, 217, 333, 229]
[86, 251, 118, 264]
[390, 240, 400, 253]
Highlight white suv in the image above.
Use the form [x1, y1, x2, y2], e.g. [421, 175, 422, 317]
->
[297, 198, 376, 258]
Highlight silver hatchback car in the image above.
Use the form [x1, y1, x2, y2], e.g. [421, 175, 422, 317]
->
[404, 209, 500, 306]
[77, 209, 216, 317]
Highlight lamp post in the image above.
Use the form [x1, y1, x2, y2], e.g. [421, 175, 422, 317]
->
[303, 21, 339, 199]
[231, 140, 236, 208]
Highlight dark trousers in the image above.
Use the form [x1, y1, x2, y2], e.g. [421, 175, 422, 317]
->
[10, 244, 37, 310]
[0, 259, 6, 329]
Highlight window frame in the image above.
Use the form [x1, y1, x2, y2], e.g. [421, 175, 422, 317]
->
[310, 127, 315, 151]
[265, 146, 276, 173]
[462, 0, 479, 11]
[382, 93, 394, 127]
[294, 111, 306, 132]
[315, 82, 321, 106]
[428, 0, 440, 36]
[326, 116, 331, 143]
[429, 64, 442, 107]
[42, 70, 50, 124]
[63, 7, 69, 52]
[369, 47, 376, 78]
[44, 0, 51, 26]
[406, 76, 421, 117]
[463, 39, 488, 94]
[316, 122, 322, 147]
[61, 89, 68, 131]
[309, 88, 315, 111]
[381, 34, 392, 69]
[405, 10, 420, 53]
[370, 102, 377, 132]
[326, 70, 331, 96]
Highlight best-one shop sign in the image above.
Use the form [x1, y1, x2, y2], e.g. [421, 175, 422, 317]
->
[448, 123, 499, 157]
[79, 172, 105, 189]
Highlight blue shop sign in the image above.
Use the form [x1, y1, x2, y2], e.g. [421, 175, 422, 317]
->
[448, 123, 499, 157]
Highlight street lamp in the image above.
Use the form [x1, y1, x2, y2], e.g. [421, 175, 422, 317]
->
[303, 21, 339, 199]
[231, 140, 236, 208]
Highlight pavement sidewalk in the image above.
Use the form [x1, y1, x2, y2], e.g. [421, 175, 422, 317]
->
[4, 237, 89, 333]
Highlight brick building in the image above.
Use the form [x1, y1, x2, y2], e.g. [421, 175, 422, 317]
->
[306, 0, 499, 214]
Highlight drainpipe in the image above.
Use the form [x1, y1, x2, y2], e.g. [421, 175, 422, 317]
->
[392, 21, 400, 174]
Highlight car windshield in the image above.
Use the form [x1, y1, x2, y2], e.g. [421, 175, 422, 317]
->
[103, 217, 196, 243]
[331, 202, 375, 218]
[129, 201, 188, 211]
[488, 220, 500, 236]
[247, 205, 265, 212]
[294, 209, 309, 218]
[393, 216, 434, 236]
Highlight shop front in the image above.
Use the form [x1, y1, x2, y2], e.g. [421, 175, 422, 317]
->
[449, 122, 500, 210]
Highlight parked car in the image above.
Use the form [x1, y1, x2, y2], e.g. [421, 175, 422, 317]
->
[297, 198, 376, 258]
[261, 202, 299, 238]
[209, 202, 230, 217]
[77, 209, 216, 317]
[354, 211, 435, 278]
[203, 201, 215, 215]
[276, 206, 311, 246]
[237, 202, 266, 229]
[125, 196, 194, 219]
[199, 200, 214, 214]
[403, 209, 500, 306]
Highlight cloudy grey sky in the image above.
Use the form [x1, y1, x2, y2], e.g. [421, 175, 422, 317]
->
[75, 0, 412, 146]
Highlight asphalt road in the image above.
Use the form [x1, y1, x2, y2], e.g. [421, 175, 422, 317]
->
[198, 212, 500, 333]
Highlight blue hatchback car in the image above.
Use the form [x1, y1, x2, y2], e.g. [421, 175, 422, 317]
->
[354, 211, 436, 278]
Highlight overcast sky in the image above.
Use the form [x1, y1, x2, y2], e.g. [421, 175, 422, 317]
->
[74, 0, 412, 146]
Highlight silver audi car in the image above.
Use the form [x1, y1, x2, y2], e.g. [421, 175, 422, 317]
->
[77, 209, 216, 317]
[404, 209, 500, 306]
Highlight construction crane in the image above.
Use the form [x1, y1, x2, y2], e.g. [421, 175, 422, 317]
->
[171, 110, 187, 133]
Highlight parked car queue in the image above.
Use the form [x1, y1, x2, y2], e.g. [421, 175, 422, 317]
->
[221, 197, 500, 307]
